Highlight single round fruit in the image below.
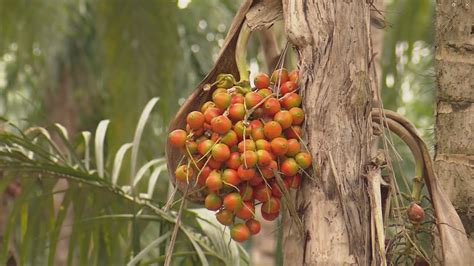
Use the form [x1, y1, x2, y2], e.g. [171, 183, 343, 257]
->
[407, 203, 425, 223]
[261, 197, 280, 214]
[280, 80, 297, 95]
[288, 174, 301, 189]
[284, 126, 301, 139]
[249, 173, 264, 186]
[211, 115, 232, 134]
[280, 93, 301, 109]
[281, 158, 299, 176]
[175, 165, 194, 182]
[198, 139, 215, 155]
[258, 88, 273, 98]
[263, 121, 282, 140]
[222, 168, 241, 187]
[231, 93, 244, 104]
[211, 143, 231, 162]
[221, 130, 238, 147]
[223, 192, 243, 212]
[235, 201, 255, 220]
[271, 181, 283, 197]
[213, 92, 231, 110]
[295, 152, 312, 169]
[229, 103, 245, 121]
[271, 68, 289, 85]
[286, 139, 301, 157]
[274, 110, 293, 129]
[216, 209, 233, 226]
[239, 182, 254, 201]
[254, 184, 272, 202]
[256, 149, 272, 166]
[185, 140, 198, 155]
[246, 219, 261, 235]
[207, 158, 222, 169]
[169, 129, 187, 148]
[206, 170, 223, 191]
[289, 70, 299, 83]
[230, 223, 250, 242]
[238, 139, 256, 153]
[197, 166, 211, 187]
[289, 107, 305, 125]
[261, 208, 279, 221]
[204, 193, 222, 211]
[237, 165, 256, 181]
[204, 107, 222, 123]
[245, 92, 264, 109]
[263, 98, 281, 116]
[260, 160, 278, 179]
[212, 88, 227, 98]
[201, 101, 215, 113]
[251, 126, 265, 140]
[186, 111, 205, 130]
[254, 73, 270, 89]
[234, 121, 251, 139]
[270, 137, 289, 156]
[226, 152, 242, 170]
[241, 150, 258, 168]
[255, 139, 271, 151]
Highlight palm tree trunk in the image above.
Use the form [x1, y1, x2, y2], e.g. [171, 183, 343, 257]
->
[434, 0, 474, 250]
[281, 1, 374, 264]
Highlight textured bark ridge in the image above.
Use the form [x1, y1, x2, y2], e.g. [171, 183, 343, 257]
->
[434, 0, 474, 254]
[282, 1, 373, 265]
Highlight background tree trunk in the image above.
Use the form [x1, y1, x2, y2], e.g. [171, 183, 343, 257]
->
[281, 1, 374, 265]
[434, 0, 474, 250]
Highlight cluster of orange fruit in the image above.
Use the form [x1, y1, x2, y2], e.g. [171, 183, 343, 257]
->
[168, 68, 311, 242]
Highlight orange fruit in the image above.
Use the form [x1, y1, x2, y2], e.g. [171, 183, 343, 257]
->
[168, 129, 187, 148]
[234, 121, 251, 140]
[197, 166, 211, 187]
[263, 121, 282, 140]
[211, 115, 232, 134]
[281, 158, 299, 176]
[204, 193, 222, 211]
[222, 168, 241, 187]
[289, 107, 304, 125]
[237, 165, 256, 181]
[249, 173, 264, 186]
[274, 110, 293, 129]
[251, 126, 265, 140]
[230, 223, 250, 242]
[271, 68, 289, 85]
[216, 209, 233, 226]
[295, 152, 312, 169]
[246, 219, 261, 235]
[244, 91, 264, 108]
[280, 92, 301, 109]
[186, 111, 205, 130]
[213, 92, 231, 110]
[254, 73, 270, 89]
[223, 192, 243, 212]
[201, 101, 215, 113]
[239, 182, 254, 201]
[263, 98, 281, 116]
[225, 152, 241, 170]
[280, 80, 297, 95]
[231, 93, 244, 104]
[211, 143, 231, 162]
[286, 139, 301, 157]
[235, 201, 255, 220]
[207, 157, 222, 169]
[238, 139, 256, 153]
[262, 197, 280, 214]
[241, 150, 258, 168]
[221, 130, 238, 146]
[260, 160, 277, 179]
[255, 139, 271, 151]
[197, 139, 214, 155]
[228, 103, 245, 121]
[288, 174, 302, 189]
[256, 149, 272, 166]
[289, 70, 299, 83]
[270, 137, 289, 156]
[257, 88, 273, 98]
[271, 181, 283, 197]
[284, 126, 301, 139]
[204, 107, 222, 123]
[261, 208, 279, 221]
[206, 170, 223, 191]
[175, 165, 194, 182]
[184, 140, 198, 155]
[254, 184, 272, 202]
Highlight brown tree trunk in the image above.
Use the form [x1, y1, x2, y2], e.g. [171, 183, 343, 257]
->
[434, 0, 474, 251]
[281, 1, 374, 265]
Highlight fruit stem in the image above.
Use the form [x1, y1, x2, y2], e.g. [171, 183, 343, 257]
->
[236, 23, 251, 82]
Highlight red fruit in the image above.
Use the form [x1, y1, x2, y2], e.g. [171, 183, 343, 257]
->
[238, 139, 256, 153]
[295, 152, 312, 169]
[241, 150, 258, 168]
[213, 92, 231, 110]
[251, 126, 265, 140]
[271, 181, 284, 197]
[211, 143, 231, 162]
[255, 139, 271, 151]
[258, 88, 273, 98]
[263, 121, 282, 140]
[280, 93, 301, 109]
[274, 110, 293, 129]
[249, 173, 264, 186]
[254, 73, 270, 89]
[284, 126, 301, 139]
[252, 107, 265, 119]
[239, 183, 254, 201]
[201, 101, 215, 113]
[271, 137, 289, 156]
[246, 219, 261, 235]
[250, 119, 263, 129]
[229, 103, 245, 121]
[245, 92, 264, 109]
[222, 168, 241, 187]
[230, 223, 250, 242]
[237, 165, 256, 181]
[207, 158, 222, 169]
[256, 149, 272, 166]
[223, 192, 243, 212]
[186, 111, 205, 130]
[280, 80, 297, 95]
[221, 130, 238, 146]
[254, 184, 272, 202]
[286, 139, 301, 157]
[204, 193, 222, 211]
[260, 160, 277, 179]
[289, 107, 304, 125]
[198, 139, 215, 155]
[175, 165, 194, 182]
[235, 201, 255, 220]
[226, 152, 241, 170]
[289, 70, 299, 83]
[407, 203, 425, 223]
[263, 98, 281, 116]
[262, 197, 280, 214]
[197, 166, 211, 186]
[204, 107, 222, 123]
[271, 68, 289, 85]
[168, 129, 187, 148]
[281, 158, 299, 176]
[261, 208, 279, 221]
[231, 93, 244, 104]
[206, 170, 223, 191]
[211, 115, 232, 134]
[234, 121, 251, 140]
[288, 174, 302, 189]
[216, 209, 233, 226]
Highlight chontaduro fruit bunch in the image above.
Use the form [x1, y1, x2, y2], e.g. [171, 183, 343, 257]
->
[168, 68, 311, 242]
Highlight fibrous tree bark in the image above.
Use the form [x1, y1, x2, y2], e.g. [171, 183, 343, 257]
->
[434, 0, 474, 252]
[281, 1, 374, 265]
